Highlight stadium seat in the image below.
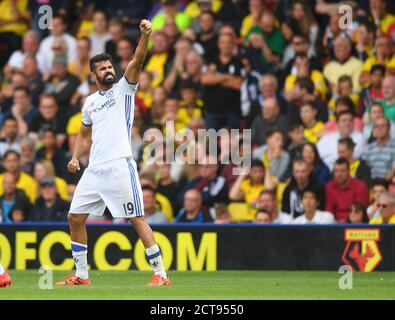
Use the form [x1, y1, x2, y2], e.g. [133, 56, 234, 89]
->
[228, 202, 254, 222]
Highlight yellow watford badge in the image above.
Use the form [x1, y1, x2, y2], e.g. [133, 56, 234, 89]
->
[342, 229, 382, 272]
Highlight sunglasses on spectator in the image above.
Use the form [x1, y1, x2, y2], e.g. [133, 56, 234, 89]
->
[378, 203, 390, 208]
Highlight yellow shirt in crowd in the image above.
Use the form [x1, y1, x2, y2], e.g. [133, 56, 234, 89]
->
[0, 172, 36, 203]
[304, 121, 325, 144]
[323, 57, 363, 93]
[370, 215, 395, 224]
[67, 112, 82, 136]
[285, 70, 328, 100]
[0, 0, 28, 35]
[362, 55, 395, 73]
[144, 53, 168, 88]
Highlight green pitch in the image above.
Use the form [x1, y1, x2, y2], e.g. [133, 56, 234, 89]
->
[1, 271, 394, 300]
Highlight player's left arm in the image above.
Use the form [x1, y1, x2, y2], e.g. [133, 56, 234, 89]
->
[124, 19, 152, 85]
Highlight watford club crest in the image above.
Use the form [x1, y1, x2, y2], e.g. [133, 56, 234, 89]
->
[342, 229, 382, 272]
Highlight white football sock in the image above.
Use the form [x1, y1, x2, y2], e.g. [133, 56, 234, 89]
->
[71, 241, 89, 280]
[146, 244, 167, 278]
[0, 262, 4, 275]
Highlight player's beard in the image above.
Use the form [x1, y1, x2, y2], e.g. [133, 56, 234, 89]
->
[97, 72, 117, 85]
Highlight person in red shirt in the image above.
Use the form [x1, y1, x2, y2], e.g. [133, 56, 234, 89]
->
[325, 158, 369, 222]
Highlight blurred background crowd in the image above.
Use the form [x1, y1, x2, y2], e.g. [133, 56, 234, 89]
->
[1, 0, 395, 225]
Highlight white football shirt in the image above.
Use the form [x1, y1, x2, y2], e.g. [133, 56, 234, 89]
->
[82, 76, 138, 166]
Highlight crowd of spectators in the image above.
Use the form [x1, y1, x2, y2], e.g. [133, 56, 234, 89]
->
[1, 0, 395, 225]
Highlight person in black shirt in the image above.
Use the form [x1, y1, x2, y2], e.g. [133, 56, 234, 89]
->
[156, 162, 182, 214]
[282, 159, 326, 218]
[29, 94, 67, 148]
[197, 11, 218, 63]
[29, 177, 69, 222]
[201, 33, 243, 130]
[174, 189, 213, 223]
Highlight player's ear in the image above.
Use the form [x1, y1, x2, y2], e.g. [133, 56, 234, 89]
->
[90, 71, 97, 82]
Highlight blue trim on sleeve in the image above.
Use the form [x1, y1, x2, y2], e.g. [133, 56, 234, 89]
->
[123, 75, 139, 87]
[82, 121, 92, 126]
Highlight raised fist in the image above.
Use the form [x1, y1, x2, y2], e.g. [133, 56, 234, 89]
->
[140, 19, 152, 36]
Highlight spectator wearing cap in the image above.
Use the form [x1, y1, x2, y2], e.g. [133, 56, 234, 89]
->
[142, 186, 168, 224]
[44, 54, 81, 111]
[338, 137, 371, 186]
[152, 0, 191, 32]
[326, 158, 369, 223]
[29, 94, 67, 148]
[370, 192, 395, 224]
[292, 188, 335, 224]
[317, 110, 364, 170]
[362, 116, 395, 180]
[29, 177, 69, 222]
[323, 34, 363, 94]
[201, 32, 243, 130]
[0, 150, 37, 203]
[38, 15, 77, 72]
[0, 172, 31, 223]
[175, 189, 213, 223]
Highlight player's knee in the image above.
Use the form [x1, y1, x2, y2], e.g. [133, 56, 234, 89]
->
[68, 213, 85, 227]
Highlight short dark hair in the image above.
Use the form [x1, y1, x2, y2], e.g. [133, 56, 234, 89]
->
[251, 159, 265, 169]
[371, 178, 389, 190]
[3, 149, 20, 160]
[3, 115, 17, 124]
[296, 77, 315, 94]
[371, 64, 386, 75]
[89, 53, 114, 72]
[142, 185, 156, 195]
[334, 158, 350, 169]
[338, 137, 356, 150]
[300, 187, 319, 202]
[13, 86, 31, 96]
[336, 110, 354, 122]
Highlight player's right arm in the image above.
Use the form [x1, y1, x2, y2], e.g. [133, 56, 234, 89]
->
[67, 124, 92, 173]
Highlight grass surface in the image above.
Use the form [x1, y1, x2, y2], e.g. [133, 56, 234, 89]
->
[0, 271, 394, 300]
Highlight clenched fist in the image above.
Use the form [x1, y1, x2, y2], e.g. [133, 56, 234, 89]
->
[67, 158, 80, 173]
[140, 19, 152, 36]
